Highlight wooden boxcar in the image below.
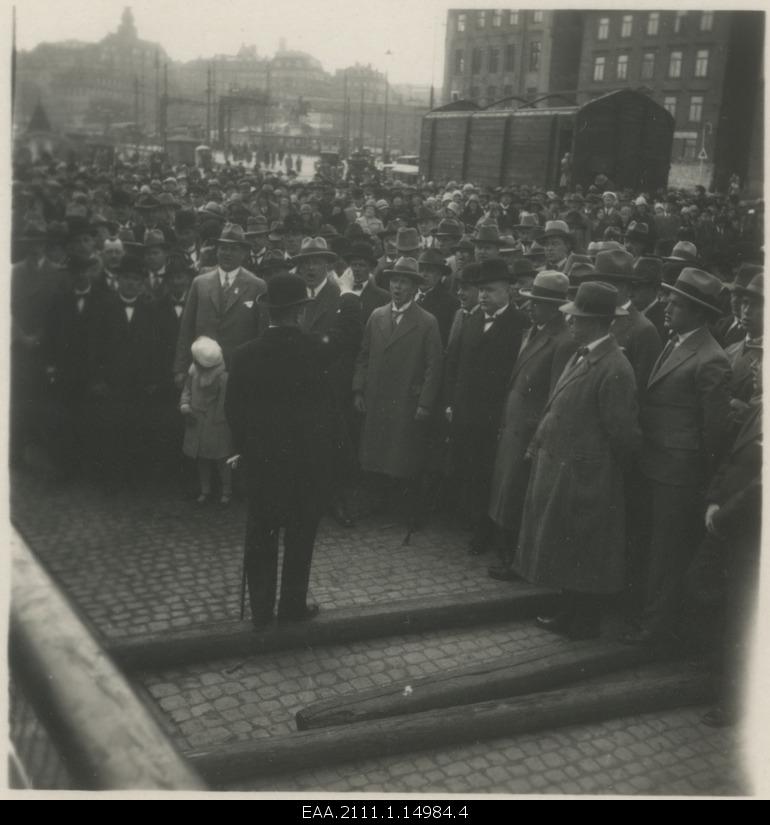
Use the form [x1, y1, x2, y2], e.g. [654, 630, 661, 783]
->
[419, 89, 674, 191]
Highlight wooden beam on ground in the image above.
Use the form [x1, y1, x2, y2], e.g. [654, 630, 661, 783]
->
[188, 667, 714, 786]
[109, 586, 559, 672]
[295, 640, 660, 730]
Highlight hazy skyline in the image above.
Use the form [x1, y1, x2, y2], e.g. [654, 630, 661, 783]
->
[12, 0, 456, 87]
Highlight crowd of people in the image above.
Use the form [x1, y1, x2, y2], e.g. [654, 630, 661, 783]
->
[10, 151, 763, 727]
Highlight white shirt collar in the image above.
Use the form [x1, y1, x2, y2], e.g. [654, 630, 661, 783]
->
[674, 327, 702, 345]
[621, 300, 632, 311]
[585, 333, 612, 353]
[391, 299, 413, 314]
[643, 298, 659, 314]
[307, 276, 328, 299]
[218, 266, 239, 287]
[485, 303, 509, 321]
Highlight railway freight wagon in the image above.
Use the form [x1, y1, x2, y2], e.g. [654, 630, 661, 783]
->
[419, 90, 674, 192]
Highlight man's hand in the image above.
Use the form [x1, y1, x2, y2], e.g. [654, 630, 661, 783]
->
[353, 393, 366, 414]
[174, 372, 187, 390]
[226, 454, 241, 470]
[415, 406, 431, 422]
[705, 503, 722, 536]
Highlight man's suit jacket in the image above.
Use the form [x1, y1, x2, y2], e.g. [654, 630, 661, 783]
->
[643, 300, 667, 343]
[488, 314, 575, 531]
[516, 337, 641, 594]
[725, 337, 757, 405]
[713, 314, 744, 348]
[611, 305, 663, 393]
[417, 283, 460, 348]
[174, 266, 266, 373]
[355, 280, 391, 324]
[639, 326, 732, 488]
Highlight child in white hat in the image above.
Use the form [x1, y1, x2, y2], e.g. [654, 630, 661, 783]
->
[180, 336, 233, 506]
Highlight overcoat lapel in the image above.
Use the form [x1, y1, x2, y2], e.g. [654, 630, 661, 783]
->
[646, 328, 707, 388]
[385, 303, 419, 348]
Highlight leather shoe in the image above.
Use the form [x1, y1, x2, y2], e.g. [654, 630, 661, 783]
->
[535, 612, 573, 635]
[487, 564, 521, 582]
[278, 604, 320, 624]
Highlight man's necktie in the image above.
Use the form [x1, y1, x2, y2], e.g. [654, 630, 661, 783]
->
[657, 334, 678, 367]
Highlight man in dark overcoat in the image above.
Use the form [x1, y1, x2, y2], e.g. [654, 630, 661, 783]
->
[515, 282, 641, 639]
[415, 249, 460, 348]
[487, 271, 576, 579]
[624, 268, 732, 645]
[630, 256, 667, 342]
[225, 274, 361, 627]
[444, 258, 529, 555]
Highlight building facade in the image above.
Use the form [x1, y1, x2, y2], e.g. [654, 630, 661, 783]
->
[577, 10, 764, 191]
[441, 9, 583, 107]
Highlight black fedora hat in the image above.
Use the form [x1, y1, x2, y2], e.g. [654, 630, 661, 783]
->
[477, 258, 514, 284]
[457, 262, 483, 286]
[258, 272, 310, 309]
[560, 281, 627, 318]
[662, 268, 725, 316]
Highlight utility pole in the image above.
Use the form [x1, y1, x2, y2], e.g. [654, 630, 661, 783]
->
[154, 49, 160, 139]
[358, 83, 365, 150]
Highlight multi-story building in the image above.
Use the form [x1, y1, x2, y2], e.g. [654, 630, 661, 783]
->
[441, 9, 584, 107]
[577, 10, 764, 192]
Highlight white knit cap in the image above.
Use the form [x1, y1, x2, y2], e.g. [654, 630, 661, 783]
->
[191, 336, 223, 368]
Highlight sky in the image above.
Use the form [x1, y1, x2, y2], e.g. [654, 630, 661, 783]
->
[11, 0, 456, 86]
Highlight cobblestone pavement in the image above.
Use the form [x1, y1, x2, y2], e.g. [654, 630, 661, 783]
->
[10, 467, 753, 796]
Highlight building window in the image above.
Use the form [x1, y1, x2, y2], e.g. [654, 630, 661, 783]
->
[509, 11, 519, 26]
[647, 12, 660, 36]
[617, 54, 629, 80]
[503, 84, 513, 97]
[701, 11, 714, 32]
[597, 17, 609, 40]
[641, 52, 655, 80]
[471, 48, 482, 75]
[489, 47, 500, 74]
[529, 41, 542, 71]
[695, 49, 710, 78]
[532, 11, 543, 24]
[621, 14, 633, 38]
[674, 11, 687, 34]
[477, 11, 486, 28]
[454, 49, 465, 75]
[493, 10, 502, 28]
[668, 50, 682, 79]
[674, 137, 698, 162]
[593, 56, 606, 82]
[457, 13, 466, 33]
[664, 95, 677, 117]
[689, 95, 703, 123]
[504, 44, 516, 72]
[487, 85, 497, 102]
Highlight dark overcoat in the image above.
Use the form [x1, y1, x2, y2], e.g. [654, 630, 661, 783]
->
[488, 316, 575, 530]
[417, 283, 460, 348]
[611, 305, 662, 393]
[353, 302, 443, 479]
[515, 337, 641, 594]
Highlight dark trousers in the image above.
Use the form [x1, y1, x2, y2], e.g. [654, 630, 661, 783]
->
[244, 497, 322, 623]
[640, 480, 705, 637]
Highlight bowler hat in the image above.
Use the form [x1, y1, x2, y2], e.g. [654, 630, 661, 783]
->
[662, 268, 724, 316]
[216, 223, 251, 246]
[476, 258, 513, 285]
[632, 256, 663, 287]
[290, 236, 337, 265]
[457, 262, 482, 286]
[593, 249, 635, 282]
[560, 281, 627, 318]
[258, 272, 310, 309]
[396, 227, 420, 253]
[418, 248, 450, 276]
[520, 270, 570, 304]
[383, 256, 423, 283]
[472, 225, 505, 246]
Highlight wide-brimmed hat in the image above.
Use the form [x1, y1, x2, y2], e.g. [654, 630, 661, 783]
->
[434, 218, 463, 239]
[476, 258, 514, 285]
[290, 236, 337, 265]
[512, 213, 543, 234]
[216, 223, 251, 247]
[268, 221, 285, 242]
[510, 258, 538, 280]
[191, 336, 224, 368]
[519, 270, 570, 304]
[395, 227, 420, 253]
[472, 225, 505, 246]
[662, 268, 724, 316]
[418, 248, 450, 276]
[541, 220, 574, 246]
[560, 281, 627, 318]
[563, 253, 593, 278]
[452, 236, 475, 254]
[383, 256, 423, 283]
[524, 241, 546, 260]
[742, 272, 763, 301]
[457, 262, 482, 286]
[663, 240, 699, 264]
[587, 240, 624, 258]
[245, 215, 270, 237]
[593, 249, 635, 282]
[624, 221, 650, 243]
[258, 272, 310, 309]
[199, 201, 226, 221]
[727, 263, 763, 293]
[255, 249, 291, 275]
[631, 256, 663, 287]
